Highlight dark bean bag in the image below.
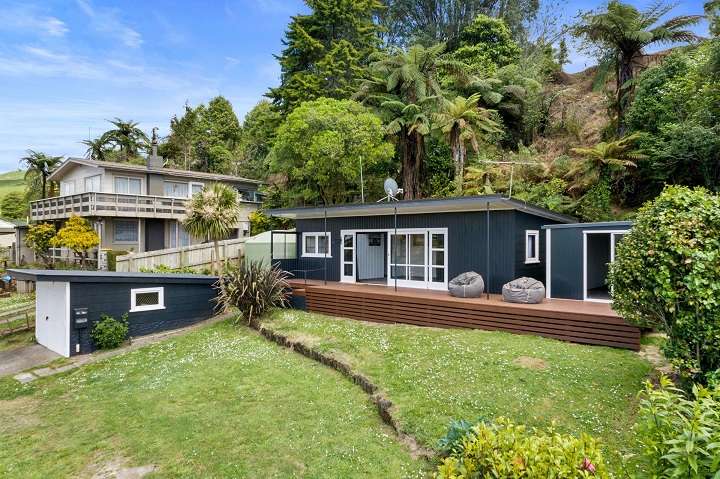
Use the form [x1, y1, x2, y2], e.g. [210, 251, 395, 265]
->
[502, 277, 545, 304]
[449, 272, 484, 298]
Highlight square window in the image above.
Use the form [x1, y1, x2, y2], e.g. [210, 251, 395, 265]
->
[130, 287, 165, 312]
[114, 220, 138, 243]
[302, 233, 331, 258]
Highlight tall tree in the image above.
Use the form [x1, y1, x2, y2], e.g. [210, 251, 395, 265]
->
[573, 1, 701, 132]
[706, 0, 720, 36]
[378, 0, 539, 47]
[182, 184, 241, 275]
[433, 93, 501, 192]
[193, 96, 242, 173]
[102, 118, 149, 161]
[268, 0, 383, 113]
[269, 98, 394, 205]
[20, 150, 62, 199]
[161, 103, 199, 170]
[358, 43, 450, 199]
[81, 137, 108, 161]
[446, 13, 521, 75]
[237, 100, 282, 179]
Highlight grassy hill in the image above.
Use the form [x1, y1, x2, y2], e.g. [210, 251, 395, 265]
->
[0, 170, 25, 198]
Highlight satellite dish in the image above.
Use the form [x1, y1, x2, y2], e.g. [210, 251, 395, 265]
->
[384, 178, 399, 197]
[378, 178, 401, 202]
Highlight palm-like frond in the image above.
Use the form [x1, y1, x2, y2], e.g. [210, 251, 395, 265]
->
[568, 133, 643, 191]
[182, 183, 241, 241]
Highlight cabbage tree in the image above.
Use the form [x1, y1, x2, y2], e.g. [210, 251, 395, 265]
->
[182, 184, 240, 275]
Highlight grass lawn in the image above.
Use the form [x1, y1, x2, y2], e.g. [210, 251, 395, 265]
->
[264, 310, 653, 472]
[0, 329, 34, 352]
[0, 320, 426, 478]
[0, 292, 35, 311]
[0, 170, 26, 200]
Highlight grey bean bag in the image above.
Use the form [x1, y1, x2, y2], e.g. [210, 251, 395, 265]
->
[502, 277, 545, 304]
[449, 272, 484, 298]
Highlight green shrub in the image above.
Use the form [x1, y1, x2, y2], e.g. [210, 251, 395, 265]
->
[577, 178, 612, 222]
[634, 375, 720, 478]
[216, 260, 290, 326]
[435, 417, 608, 479]
[90, 314, 129, 349]
[139, 264, 198, 274]
[105, 250, 128, 271]
[437, 419, 476, 455]
[609, 186, 720, 382]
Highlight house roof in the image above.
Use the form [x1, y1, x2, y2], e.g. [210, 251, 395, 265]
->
[268, 195, 577, 223]
[48, 157, 263, 185]
[8, 269, 218, 284]
[0, 218, 22, 232]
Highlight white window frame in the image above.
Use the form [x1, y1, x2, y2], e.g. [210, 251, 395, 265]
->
[525, 230, 540, 264]
[114, 176, 142, 195]
[130, 287, 165, 313]
[164, 180, 190, 198]
[84, 174, 102, 193]
[189, 182, 204, 197]
[60, 180, 75, 196]
[302, 232, 331, 258]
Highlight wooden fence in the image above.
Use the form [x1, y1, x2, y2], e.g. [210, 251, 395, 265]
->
[115, 237, 246, 272]
[0, 303, 35, 337]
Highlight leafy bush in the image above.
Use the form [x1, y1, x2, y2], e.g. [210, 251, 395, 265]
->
[216, 260, 290, 326]
[437, 419, 476, 455]
[139, 264, 199, 274]
[105, 250, 128, 271]
[634, 375, 720, 477]
[51, 216, 100, 267]
[25, 223, 56, 267]
[609, 186, 720, 382]
[435, 417, 607, 478]
[91, 314, 129, 349]
[577, 179, 612, 222]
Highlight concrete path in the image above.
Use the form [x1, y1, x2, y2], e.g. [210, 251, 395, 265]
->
[0, 343, 60, 377]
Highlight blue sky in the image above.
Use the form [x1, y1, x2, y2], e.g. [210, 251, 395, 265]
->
[0, 0, 708, 171]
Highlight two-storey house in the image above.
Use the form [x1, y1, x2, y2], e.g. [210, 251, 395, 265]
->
[29, 151, 262, 254]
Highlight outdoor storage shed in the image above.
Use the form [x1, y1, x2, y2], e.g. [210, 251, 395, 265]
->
[244, 230, 297, 266]
[9, 269, 218, 357]
[542, 221, 632, 302]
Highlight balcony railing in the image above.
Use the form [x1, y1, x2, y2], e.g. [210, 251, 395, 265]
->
[30, 192, 189, 221]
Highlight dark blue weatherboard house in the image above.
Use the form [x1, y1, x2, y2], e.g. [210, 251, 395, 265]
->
[10, 269, 218, 357]
[543, 221, 632, 302]
[268, 195, 577, 295]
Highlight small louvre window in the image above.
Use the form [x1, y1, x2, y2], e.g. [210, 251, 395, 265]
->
[130, 287, 165, 312]
[525, 230, 540, 264]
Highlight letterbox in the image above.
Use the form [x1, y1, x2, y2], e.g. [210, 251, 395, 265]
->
[73, 308, 89, 328]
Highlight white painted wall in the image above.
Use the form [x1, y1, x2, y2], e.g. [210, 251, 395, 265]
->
[357, 233, 385, 280]
[35, 281, 70, 357]
[58, 164, 105, 194]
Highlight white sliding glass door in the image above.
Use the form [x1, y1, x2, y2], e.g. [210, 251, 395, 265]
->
[389, 229, 447, 290]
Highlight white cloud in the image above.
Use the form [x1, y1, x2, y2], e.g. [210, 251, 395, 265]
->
[75, 0, 143, 48]
[0, 5, 69, 37]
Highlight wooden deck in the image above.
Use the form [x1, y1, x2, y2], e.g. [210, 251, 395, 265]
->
[288, 280, 640, 350]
